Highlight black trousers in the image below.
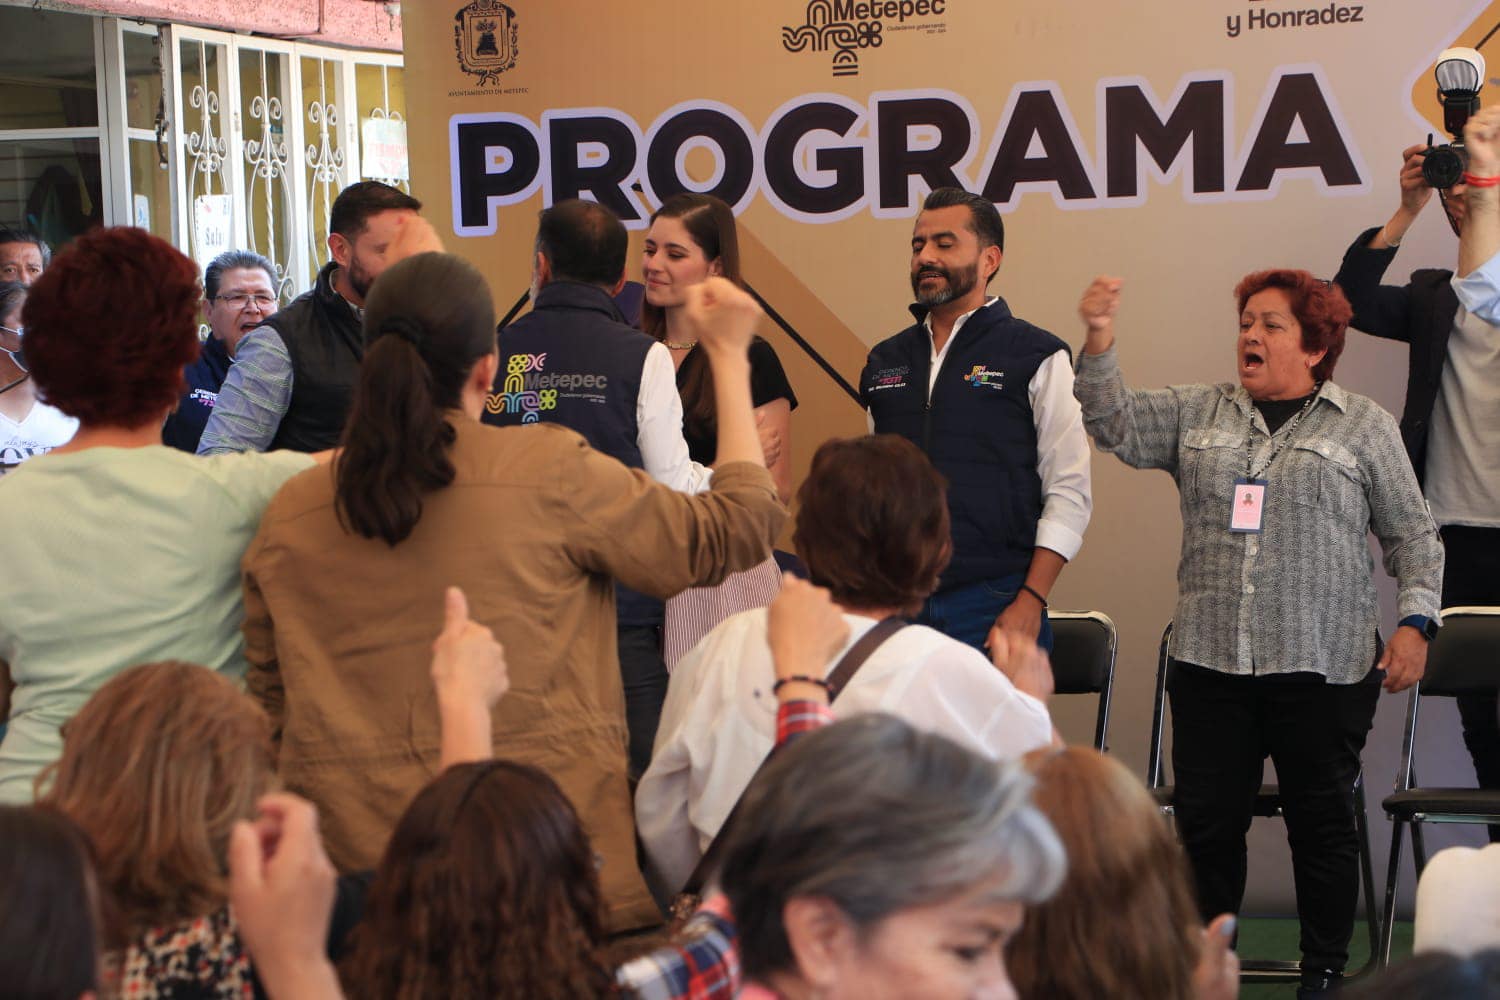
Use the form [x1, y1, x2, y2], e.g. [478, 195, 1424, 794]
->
[1441, 525, 1500, 842]
[618, 624, 669, 780]
[1168, 660, 1381, 973]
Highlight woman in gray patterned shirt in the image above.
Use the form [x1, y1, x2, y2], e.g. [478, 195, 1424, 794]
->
[1074, 269, 1442, 999]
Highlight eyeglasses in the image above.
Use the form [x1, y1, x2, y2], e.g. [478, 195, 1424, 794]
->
[0, 324, 20, 337]
[215, 292, 277, 309]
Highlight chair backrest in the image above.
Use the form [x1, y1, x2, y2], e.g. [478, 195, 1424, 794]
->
[1420, 608, 1500, 698]
[1147, 621, 1174, 789]
[1047, 610, 1118, 752]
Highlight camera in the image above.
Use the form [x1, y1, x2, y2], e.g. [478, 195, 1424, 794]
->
[1422, 47, 1485, 189]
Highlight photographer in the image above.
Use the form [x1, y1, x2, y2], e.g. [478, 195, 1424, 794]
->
[1332, 104, 1500, 839]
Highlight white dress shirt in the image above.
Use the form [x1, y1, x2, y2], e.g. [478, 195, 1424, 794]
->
[866, 297, 1092, 560]
[636, 341, 712, 493]
[634, 606, 1055, 898]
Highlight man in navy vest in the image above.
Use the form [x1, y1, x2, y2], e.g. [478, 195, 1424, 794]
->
[860, 187, 1092, 653]
[485, 198, 710, 777]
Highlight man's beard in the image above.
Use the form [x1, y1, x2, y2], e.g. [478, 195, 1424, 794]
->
[911, 261, 979, 306]
[346, 255, 375, 300]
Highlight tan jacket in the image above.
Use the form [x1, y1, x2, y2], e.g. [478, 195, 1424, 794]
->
[241, 419, 783, 930]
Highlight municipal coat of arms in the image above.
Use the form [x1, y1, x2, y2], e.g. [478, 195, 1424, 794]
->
[454, 0, 519, 86]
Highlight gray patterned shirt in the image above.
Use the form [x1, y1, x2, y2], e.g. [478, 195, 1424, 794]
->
[1075, 346, 1442, 684]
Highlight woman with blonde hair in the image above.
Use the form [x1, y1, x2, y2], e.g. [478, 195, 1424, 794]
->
[40, 660, 363, 997]
[1008, 746, 1238, 1000]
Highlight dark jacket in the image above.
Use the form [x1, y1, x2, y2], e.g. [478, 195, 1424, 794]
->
[162, 333, 232, 453]
[261, 262, 364, 453]
[1332, 226, 1459, 485]
[486, 280, 660, 625]
[860, 297, 1068, 589]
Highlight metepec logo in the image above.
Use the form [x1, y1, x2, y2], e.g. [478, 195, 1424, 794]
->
[782, 0, 948, 78]
[454, 0, 519, 87]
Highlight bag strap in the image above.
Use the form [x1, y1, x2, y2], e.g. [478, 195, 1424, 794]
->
[676, 616, 908, 898]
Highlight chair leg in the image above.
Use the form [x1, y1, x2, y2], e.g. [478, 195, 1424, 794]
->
[1352, 783, 1379, 978]
[1411, 822, 1428, 876]
[1380, 819, 1404, 967]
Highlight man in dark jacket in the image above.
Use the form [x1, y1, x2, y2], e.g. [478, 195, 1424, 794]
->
[162, 250, 278, 453]
[198, 182, 421, 454]
[1333, 115, 1500, 842]
[859, 187, 1091, 653]
[485, 198, 709, 776]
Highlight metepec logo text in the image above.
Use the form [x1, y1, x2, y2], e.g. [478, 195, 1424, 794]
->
[782, 0, 948, 78]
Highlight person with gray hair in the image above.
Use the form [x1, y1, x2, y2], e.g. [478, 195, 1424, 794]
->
[720, 712, 1065, 999]
[0, 226, 49, 287]
[162, 249, 278, 452]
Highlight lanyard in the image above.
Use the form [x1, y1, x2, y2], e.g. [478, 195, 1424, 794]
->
[1245, 384, 1320, 480]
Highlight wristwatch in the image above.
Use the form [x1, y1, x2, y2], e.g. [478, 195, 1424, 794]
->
[1398, 614, 1439, 641]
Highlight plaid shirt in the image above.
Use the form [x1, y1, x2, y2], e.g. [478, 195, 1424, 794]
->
[1075, 346, 1442, 682]
[617, 699, 832, 1000]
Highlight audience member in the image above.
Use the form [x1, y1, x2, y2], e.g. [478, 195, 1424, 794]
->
[1075, 269, 1443, 998]
[1333, 106, 1500, 839]
[162, 250, 279, 453]
[486, 198, 713, 777]
[0, 280, 76, 468]
[637, 433, 1056, 898]
[0, 225, 48, 286]
[241, 250, 783, 931]
[198, 182, 421, 455]
[41, 660, 368, 998]
[859, 186, 1091, 654]
[0, 804, 100, 1000]
[1009, 747, 1238, 1000]
[1343, 949, 1500, 1000]
[42, 662, 274, 995]
[641, 193, 797, 666]
[718, 713, 1066, 999]
[0, 227, 314, 803]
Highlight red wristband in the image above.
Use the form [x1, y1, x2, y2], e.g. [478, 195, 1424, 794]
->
[1462, 171, 1500, 187]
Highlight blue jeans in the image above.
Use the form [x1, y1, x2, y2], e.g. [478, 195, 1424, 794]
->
[917, 573, 1054, 654]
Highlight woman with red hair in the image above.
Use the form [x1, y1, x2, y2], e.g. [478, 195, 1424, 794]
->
[0, 228, 315, 803]
[1074, 270, 1442, 998]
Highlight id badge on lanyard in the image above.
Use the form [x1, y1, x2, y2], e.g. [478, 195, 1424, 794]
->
[1229, 477, 1267, 533]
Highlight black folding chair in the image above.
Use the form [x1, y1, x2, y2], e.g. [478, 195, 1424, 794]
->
[1147, 623, 1381, 984]
[1046, 610, 1117, 752]
[1379, 606, 1500, 965]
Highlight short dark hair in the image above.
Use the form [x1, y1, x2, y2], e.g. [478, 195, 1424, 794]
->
[922, 186, 1005, 254]
[23, 227, 200, 428]
[0, 805, 100, 998]
[1237, 269, 1351, 383]
[535, 199, 627, 287]
[204, 249, 277, 301]
[329, 181, 422, 241]
[0, 225, 51, 268]
[793, 435, 951, 613]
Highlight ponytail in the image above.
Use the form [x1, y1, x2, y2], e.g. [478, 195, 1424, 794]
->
[331, 251, 497, 546]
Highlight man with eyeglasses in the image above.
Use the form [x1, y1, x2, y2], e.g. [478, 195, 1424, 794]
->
[162, 250, 279, 453]
[1333, 106, 1500, 853]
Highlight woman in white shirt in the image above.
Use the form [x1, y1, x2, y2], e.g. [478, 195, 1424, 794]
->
[0, 281, 76, 470]
[636, 433, 1057, 899]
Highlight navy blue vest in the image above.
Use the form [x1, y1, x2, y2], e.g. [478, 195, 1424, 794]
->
[861, 297, 1068, 590]
[486, 280, 659, 624]
[162, 333, 232, 453]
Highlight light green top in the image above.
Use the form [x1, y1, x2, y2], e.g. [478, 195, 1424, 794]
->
[0, 446, 314, 803]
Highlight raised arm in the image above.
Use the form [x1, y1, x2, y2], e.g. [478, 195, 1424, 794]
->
[1458, 107, 1500, 280]
[1073, 276, 1190, 473]
[1330, 146, 1427, 342]
[430, 586, 509, 769]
